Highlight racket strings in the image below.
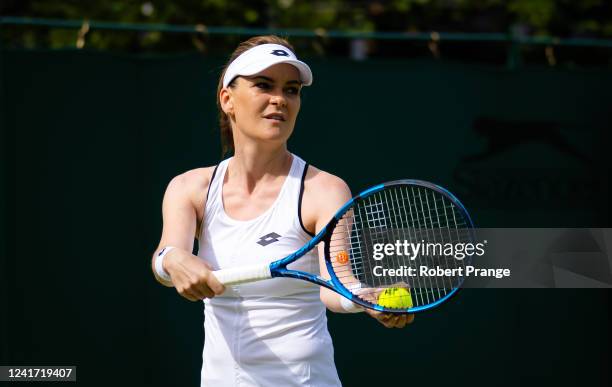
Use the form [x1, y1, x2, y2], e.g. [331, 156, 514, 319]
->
[328, 184, 471, 309]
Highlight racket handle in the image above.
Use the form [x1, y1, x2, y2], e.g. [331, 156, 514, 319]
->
[213, 264, 272, 286]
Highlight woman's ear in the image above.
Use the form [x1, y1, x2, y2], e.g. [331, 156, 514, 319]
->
[220, 88, 234, 115]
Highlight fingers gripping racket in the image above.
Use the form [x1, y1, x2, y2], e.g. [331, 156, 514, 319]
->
[213, 180, 474, 314]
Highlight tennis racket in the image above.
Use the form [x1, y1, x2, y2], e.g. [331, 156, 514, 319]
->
[213, 180, 475, 314]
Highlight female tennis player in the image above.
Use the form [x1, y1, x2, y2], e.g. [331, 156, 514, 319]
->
[151, 35, 414, 386]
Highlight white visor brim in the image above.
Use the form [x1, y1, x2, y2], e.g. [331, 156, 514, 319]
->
[222, 44, 313, 88]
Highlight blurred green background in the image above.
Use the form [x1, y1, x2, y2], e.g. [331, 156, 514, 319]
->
[1, 1, 611, 386]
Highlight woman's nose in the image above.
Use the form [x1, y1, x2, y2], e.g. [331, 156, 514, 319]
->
[270, 94, 287, 107]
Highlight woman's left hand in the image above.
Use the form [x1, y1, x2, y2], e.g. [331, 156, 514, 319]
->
[355, 286, 415, 328]
[363, 309, 415, 328]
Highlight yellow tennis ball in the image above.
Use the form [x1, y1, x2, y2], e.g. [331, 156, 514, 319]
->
[378, 287, 413, 309]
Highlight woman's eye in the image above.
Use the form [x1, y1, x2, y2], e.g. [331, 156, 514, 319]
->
[255, 82, 271, 90]
[286, 87, 300, 95]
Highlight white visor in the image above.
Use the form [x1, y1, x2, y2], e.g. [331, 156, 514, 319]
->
[222, 43, 313, 88]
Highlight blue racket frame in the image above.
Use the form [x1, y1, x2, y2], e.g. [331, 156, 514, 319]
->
[270, 179, 475, 314]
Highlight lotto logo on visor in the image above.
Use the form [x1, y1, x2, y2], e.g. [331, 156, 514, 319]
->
[270, 49, 289, 57]
[222, 43, 313, 88]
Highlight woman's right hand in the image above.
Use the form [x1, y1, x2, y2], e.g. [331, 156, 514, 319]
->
[164, 249, 226, 301]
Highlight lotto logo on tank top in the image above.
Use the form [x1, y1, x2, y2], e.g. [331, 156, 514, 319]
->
[257, 232, 282, 246]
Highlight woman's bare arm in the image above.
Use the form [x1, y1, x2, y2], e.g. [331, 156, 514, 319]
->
[151, 168, 224, 300]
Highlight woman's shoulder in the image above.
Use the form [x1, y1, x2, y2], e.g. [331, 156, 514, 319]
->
[170, 166, 216, 189]
[165, 166, 218, 205]
[301, 164, 352, 231]
[303, 164, 351, 197]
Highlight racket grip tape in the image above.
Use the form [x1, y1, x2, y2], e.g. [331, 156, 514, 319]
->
[213, 264, 272, 285]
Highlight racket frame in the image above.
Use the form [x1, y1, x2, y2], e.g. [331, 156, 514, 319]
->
[218, 179, 474, 314]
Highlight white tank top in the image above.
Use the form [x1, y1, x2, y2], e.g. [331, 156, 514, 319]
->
[198, 154, 342, 387]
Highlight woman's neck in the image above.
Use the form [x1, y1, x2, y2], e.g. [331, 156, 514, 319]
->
[228, 144, 292, 193]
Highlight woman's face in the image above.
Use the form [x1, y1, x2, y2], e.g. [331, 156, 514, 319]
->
[222, 63, 302, 147]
